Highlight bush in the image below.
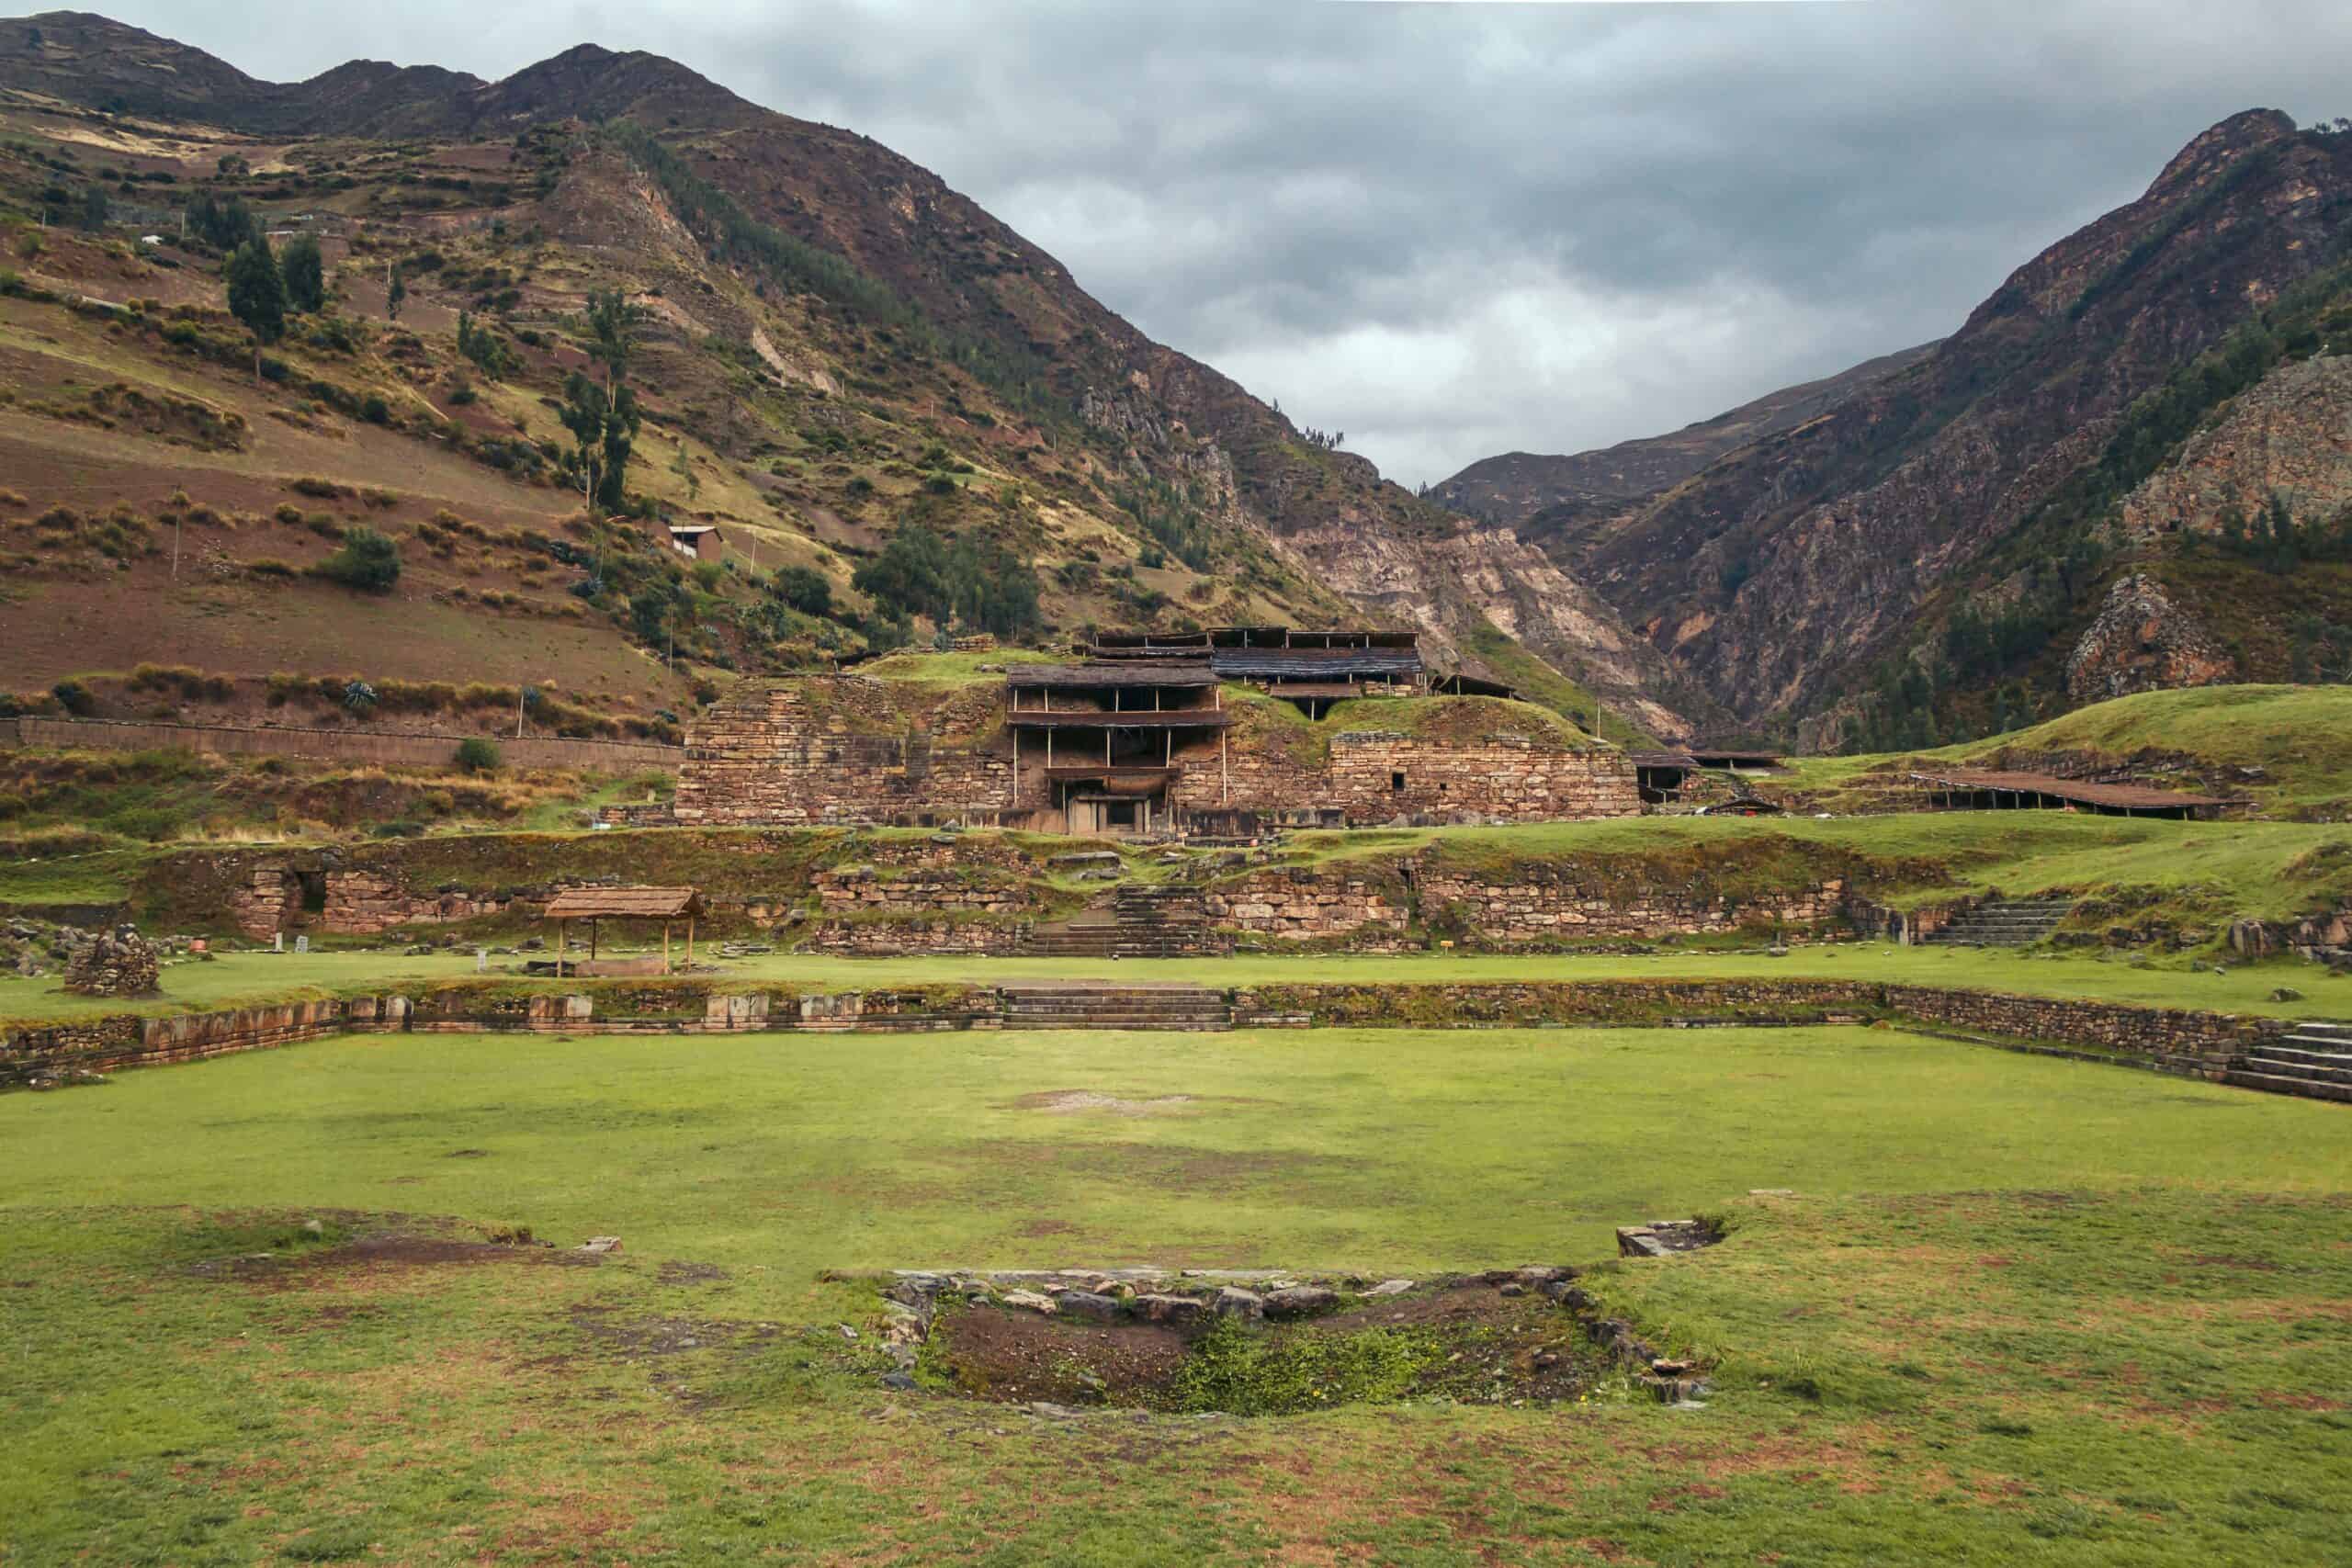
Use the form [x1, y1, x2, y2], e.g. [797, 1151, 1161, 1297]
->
[772, 564, 833, 617]
[341, 679, 378, 716]
[453, 737, 502, 773]
[359, 395, 390, 425]
[51, 679, 96, 717]
[316, 525, 401, 592]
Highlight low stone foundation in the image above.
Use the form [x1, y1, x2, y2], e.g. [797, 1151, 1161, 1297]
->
[5, 977, 2312, 1091]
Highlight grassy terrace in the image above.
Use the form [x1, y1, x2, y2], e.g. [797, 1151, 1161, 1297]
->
[1, 1023, 2346, 1562]
[1773, 684, 2352, 817]
[2, 943, 2345, 1026]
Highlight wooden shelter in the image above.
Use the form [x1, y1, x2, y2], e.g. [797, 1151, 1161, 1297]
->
[542, 886, 707, 976]
[1907, 769, 2229, 820]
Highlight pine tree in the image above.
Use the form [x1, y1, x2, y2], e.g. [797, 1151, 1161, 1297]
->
[223, 239, 285, 384]
[386, 263, 406, 322]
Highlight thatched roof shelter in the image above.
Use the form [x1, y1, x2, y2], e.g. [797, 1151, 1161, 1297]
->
[541, 886, 706, 975]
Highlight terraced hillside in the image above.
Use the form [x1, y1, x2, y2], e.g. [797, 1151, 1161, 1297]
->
[0, 11, 1684, 744]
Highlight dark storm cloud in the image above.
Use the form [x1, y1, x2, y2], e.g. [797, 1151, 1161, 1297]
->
[102, 0, 2352, 484]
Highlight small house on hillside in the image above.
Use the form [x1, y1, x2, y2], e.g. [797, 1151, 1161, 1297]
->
[667, 524, 725, 562]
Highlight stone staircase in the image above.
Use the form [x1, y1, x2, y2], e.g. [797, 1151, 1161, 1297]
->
[1001, 985, 1235, 1031]
[1020, 885, 1228, 958]
[2224, 1021, 2352, 1103]
[1917, 897, 2076, 948]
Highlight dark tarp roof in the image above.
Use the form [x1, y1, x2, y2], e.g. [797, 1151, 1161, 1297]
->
[1007, 662, 1216, 690]
[1212, 648, 1424, 681]
[1909, 769, 2229, 811]
[1008, 708, 1236, 730]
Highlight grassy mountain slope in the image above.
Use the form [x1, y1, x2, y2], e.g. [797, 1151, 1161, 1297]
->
[0, 11, 1685, 740]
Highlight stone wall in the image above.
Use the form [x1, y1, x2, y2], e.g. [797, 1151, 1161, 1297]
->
[2, 979, 2304, 1089]
[228, 867, 300, 940]
[1163, 706, 1641, 828]
[677, 682, 1644, 830]
[322, 871, 521, 935]
[1230, 979, 2288, 1078]
[1205, 862, 1845, 947]
[1, 998, 348, 1086]
[673, 681, 1012, 827]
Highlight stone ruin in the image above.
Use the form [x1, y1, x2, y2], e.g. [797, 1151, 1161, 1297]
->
[62, 924, 162, 998]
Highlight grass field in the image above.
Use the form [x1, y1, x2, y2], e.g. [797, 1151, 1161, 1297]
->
[2, 942, 2346, 1025]
[1, 1023, 2346, 1563]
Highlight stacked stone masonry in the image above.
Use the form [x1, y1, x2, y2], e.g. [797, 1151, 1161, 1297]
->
[675, 682, 1643, 829]
[5, 981, 2304, 1089]
[1206, 866, 1844, 946]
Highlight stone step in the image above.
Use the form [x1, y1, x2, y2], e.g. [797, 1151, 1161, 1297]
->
[2222, 1069, 2352, 1103]
[2265, 1043, 2352, 1068]
[2242, 1054, 2352, 1085]
[2293, 1021, 2352, 1040]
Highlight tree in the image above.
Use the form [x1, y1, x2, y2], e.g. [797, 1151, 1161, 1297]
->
[453, 737, 502, 773]
[559, 369, 639, 512]
[316, 525, 401, 592]
[582, 289, 640, 389]
[279, 233, 324, 312]
[223, 238, 285, 384]
[77, 186, 107, 232]
[386, 263, 406, 322]
[671, 444, 700, 502]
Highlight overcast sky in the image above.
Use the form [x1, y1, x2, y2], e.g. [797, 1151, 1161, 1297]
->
[94, 0, 2352, 486]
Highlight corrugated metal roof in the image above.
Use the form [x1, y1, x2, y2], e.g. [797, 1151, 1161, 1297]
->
[543, 886, 706, 919]
[1006, 662, 1217, 689]
[1910, 770, 2229, 811]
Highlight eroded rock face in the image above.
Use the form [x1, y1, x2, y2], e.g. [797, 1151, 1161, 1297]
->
[62, 925, 161, 998]
[2120, 355, 2352, 541]
[2064, 574, 2237, 702]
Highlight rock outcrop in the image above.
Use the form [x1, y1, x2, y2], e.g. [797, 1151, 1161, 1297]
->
[2120, 355, 2352, 541]
[2064, 575, 2238, 702]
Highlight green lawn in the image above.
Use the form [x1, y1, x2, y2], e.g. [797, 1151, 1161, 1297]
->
[4, 941, 2344, 1026]
[1, 1024, 2346, 1562]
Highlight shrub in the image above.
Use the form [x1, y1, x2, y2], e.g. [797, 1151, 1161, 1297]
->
[341, 679, 378, 716]
[316, 525, 401, 592]
[273, 502, 303, 525]
[290, 477, 343, 499]
[453, 737, 502, 773]
[51, 679, 96, 716]
[359, 395, 390, 425]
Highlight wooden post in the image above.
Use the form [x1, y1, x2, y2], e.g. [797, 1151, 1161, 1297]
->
[663, 921, 672, 975]
[558, 919, 566, 971]
[590, 919, 599, 960]
[1012, 728, 1021, 804]
[686, 916, 695, 967]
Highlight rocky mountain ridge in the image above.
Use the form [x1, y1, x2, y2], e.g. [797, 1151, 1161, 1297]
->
[1473, 108, 2352, 735]
[1431, 341, 1938, 529]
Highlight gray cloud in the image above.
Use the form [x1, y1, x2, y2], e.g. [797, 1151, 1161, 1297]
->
[100, 0, 2352, 485]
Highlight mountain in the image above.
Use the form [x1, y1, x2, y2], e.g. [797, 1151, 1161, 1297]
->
[0, 12, 1688, 742]
[1455, 109, 2352, 740]
[1430, 342, 1938, 528]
